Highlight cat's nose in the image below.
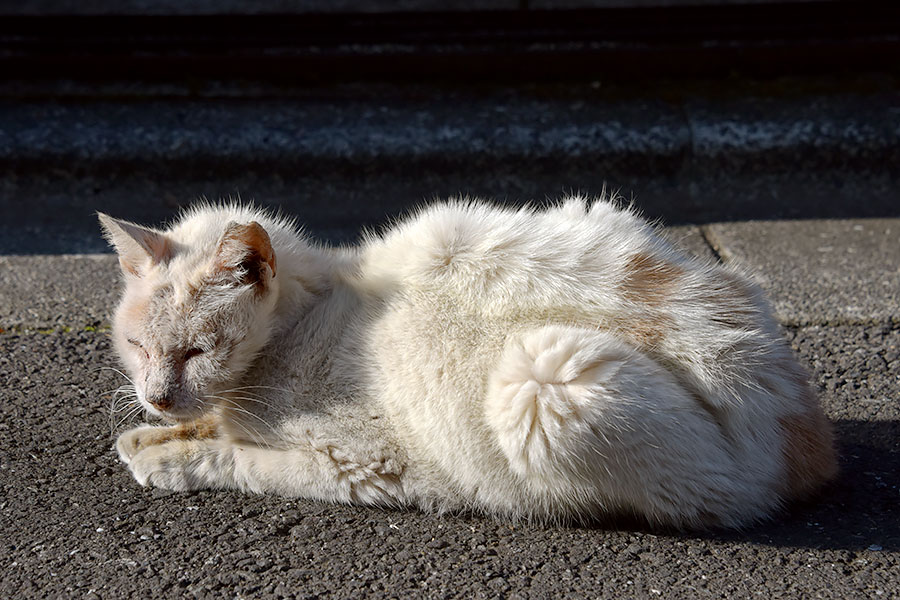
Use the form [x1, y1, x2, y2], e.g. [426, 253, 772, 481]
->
[147, 395, 173, 411]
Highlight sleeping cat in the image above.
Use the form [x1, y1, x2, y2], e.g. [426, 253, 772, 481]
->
[99, 197, 836, 529]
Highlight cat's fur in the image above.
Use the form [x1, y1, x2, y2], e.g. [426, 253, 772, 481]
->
[99, 197, 836, 529]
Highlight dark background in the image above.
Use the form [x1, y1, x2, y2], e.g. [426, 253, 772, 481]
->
[1, 0, 898, 253]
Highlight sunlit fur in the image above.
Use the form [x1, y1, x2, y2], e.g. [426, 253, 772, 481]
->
[101, 196, 837, 529]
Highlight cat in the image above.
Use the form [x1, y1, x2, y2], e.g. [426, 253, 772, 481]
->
[99, 196, 837, 529]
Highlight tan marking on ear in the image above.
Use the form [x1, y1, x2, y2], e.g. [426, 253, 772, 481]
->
[215, 221, 277, 288]
[621, 252, 682, 306]
[237, 221, 276, 277]
[778, 407, 838, 500]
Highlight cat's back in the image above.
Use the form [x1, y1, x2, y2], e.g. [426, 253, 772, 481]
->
[357, 197, 673, 317]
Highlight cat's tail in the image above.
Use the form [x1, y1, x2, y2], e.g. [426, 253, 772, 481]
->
[484, 325, 774, 528]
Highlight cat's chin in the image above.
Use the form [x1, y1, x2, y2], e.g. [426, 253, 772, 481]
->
[142, 401, 206, 424]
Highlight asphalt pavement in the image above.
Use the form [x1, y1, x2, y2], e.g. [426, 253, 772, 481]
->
[1, 77, 899, 598]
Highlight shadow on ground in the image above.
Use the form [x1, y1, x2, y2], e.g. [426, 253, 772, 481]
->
[704, 419, 900, 552]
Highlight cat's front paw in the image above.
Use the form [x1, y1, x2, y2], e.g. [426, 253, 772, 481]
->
[116, 425, 169, 464]
[127, 442, 199, 491]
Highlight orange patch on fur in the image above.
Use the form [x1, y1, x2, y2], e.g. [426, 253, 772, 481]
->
[617, 314, 672, 350]
[621, 252, 682, 306]
[215, 221, 277, 289]
[171, 413, 221, 441]
[127, 414, 221, 454]
[778, 408, 838, 500]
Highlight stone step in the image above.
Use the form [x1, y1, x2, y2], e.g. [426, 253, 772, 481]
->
[2, 83, 898, 254]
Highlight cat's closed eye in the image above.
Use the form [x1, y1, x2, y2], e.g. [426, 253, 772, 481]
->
[184, 348, 205, 360]
[127, 337, 149, 359]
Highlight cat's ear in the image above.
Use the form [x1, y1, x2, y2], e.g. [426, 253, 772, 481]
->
[98, 213, 174, 276]
[214, 221, 277, 289]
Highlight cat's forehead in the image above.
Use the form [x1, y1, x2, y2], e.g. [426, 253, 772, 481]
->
[128, 282, 182, 323]
[120, 285, 211, 347]
[125, 276, 202, 322]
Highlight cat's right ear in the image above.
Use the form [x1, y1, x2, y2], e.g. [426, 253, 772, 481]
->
[98, 213, 173, 277]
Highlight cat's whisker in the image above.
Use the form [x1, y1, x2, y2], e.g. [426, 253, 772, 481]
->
[206, 396, 280, 427]
[112, 396, 139, 409]
[231, 419, 271, 449]
[221, 385, 293, 395]
[200, 398, 271, 448]
[110, 394, 138, 410]
[99, 384, 136, 398]
[206, 398, 279, 447]
[205, 393, 283, 414]
[116, 402, 143, 423]
[98, 365, 142, 436]
[227, 396, 283, 412]
[212, 388, 282, 407]
[108, 384, 141, 434]
[110, 386, 138, 400]
[94, 366, 137, 387]
[111, 403, 145, 435]
[217, 393, 277, 408]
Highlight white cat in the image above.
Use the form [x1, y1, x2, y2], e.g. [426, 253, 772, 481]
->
[100, 196, 836, 529]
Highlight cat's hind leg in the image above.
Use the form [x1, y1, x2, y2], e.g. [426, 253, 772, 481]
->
[485, 325, 767, 528]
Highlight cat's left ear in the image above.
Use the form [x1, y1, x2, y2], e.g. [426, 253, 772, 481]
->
[98, 213, 174, 276]
[214, 221, 277, 290]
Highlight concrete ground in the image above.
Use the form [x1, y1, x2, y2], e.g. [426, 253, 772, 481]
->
[1, 78, 898, 598]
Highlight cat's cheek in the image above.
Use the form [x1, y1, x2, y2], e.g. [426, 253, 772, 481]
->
[188, 357, 218, 387]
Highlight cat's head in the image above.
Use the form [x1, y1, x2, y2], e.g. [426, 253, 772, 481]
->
[100, 212, 279, 421]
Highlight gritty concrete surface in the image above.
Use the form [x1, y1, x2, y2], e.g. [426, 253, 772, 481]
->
[661, 225, 717, 263]
[705, 219, 900, 326]
[0, 254, 118, 330]
[1, 216, 899, 599]
[685, 95, 900, 170]
[532, 0, 795, 5]
[4, 89, 894, 171]
[1, 313, 898, 598]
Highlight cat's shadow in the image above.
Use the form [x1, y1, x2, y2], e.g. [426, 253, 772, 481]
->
[678, 419, 900, 552]
[574, 419, 898, 552]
